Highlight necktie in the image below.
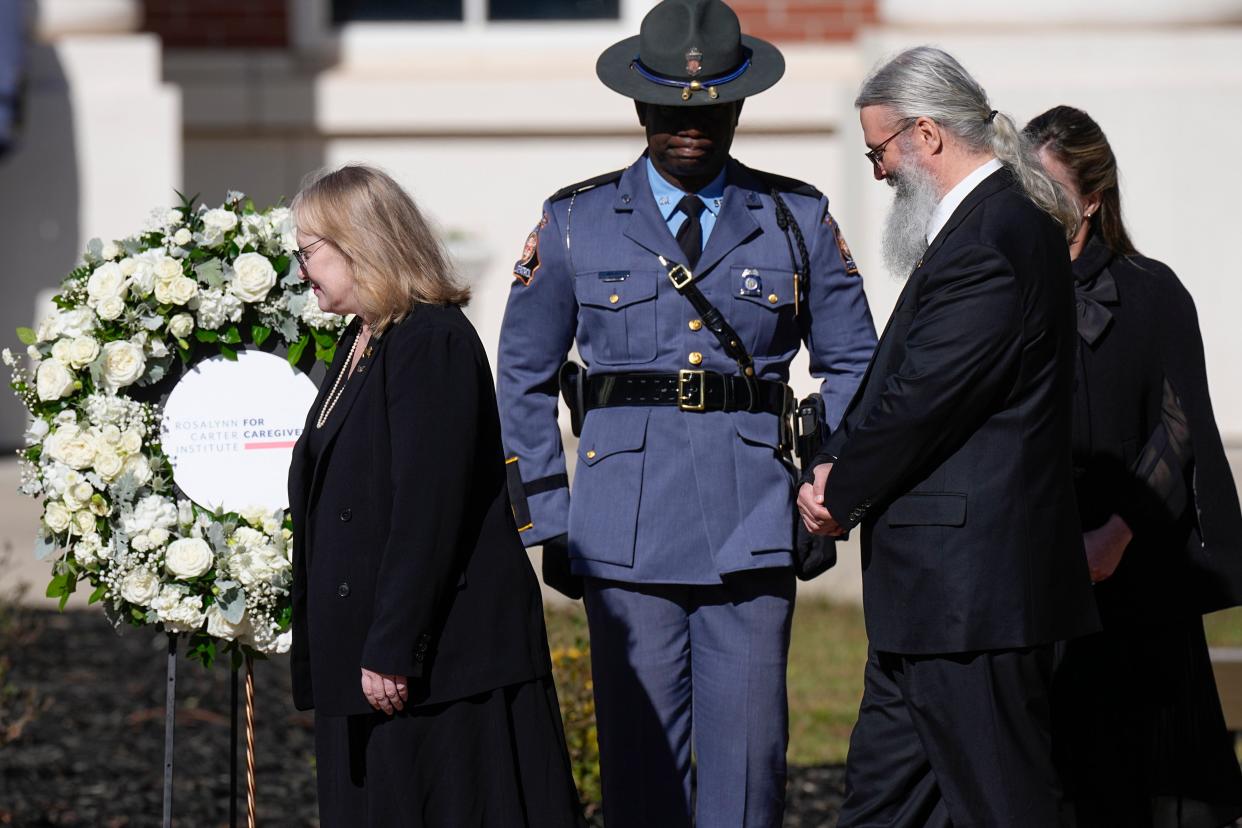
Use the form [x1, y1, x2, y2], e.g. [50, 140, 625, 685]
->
[675, 194, 706, 270]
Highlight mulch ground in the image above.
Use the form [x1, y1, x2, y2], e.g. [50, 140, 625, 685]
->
[0, 609, 845, 826]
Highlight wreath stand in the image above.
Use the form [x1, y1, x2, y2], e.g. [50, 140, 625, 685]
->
[161, 636, 258, 828]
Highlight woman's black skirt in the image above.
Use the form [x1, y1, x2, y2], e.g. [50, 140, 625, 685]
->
[314, 675, 584, 827]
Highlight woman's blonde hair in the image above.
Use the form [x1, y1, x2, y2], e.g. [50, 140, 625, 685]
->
[291, 164, 469, 333]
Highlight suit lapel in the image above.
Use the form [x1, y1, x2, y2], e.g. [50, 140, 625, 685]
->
[918, 166, 1014, 274]
[838, 168, 1015, 432]
[307, 319, 386, 500]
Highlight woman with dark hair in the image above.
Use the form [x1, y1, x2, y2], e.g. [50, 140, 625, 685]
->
[1026, 105, 1242, 827]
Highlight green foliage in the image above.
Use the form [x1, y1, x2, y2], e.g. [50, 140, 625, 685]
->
[287, 334, 310, 366]
[15, 327, 36, 345]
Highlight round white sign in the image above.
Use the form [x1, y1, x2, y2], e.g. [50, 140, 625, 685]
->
[160, 350, 318, 513]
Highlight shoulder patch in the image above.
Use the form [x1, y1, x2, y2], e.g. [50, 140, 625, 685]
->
[824, 211, 860, 276]
[549, 169, 625, 203]
[513, 213, 549, 286]
[740, 164, 823, 199]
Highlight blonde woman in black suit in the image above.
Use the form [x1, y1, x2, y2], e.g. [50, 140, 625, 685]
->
[286, 165, 582, 827]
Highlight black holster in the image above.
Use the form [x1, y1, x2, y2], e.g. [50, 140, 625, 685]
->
[558, 360, 587, 437]
[792, 393, 837, 581]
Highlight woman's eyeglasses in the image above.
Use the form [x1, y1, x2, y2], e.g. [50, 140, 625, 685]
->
[293, 238, 327, 273]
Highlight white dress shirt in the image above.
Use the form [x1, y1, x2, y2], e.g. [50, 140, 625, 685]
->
[925, 157, 1004, 245]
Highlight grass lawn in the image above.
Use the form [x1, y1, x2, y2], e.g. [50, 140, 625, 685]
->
[547, 599, 1242, 770]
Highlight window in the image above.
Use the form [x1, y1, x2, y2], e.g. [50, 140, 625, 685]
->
[489, 0, 619, 20]
[332, 0, 620, 22]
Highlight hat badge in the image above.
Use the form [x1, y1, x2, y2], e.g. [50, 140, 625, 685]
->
[685, 47, 703, 77]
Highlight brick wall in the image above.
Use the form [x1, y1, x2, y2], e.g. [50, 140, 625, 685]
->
[732, 0, 876, 43]
[143, 0, 289, 49]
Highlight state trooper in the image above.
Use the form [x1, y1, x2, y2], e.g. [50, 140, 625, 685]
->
[496, 1, 876, 824]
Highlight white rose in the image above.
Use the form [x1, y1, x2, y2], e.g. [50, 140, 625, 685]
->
[93, 449, 123, 481]
[205, 604, 248, 640]
[173, 228, 193, 246]
[100, 241, 120, 261]
[36, 359, 77, 401]
[96, 296, 125, 321]
[122, 454, 151, 486]
[100, 340, 146, 389]
[44, 501, 71, 533]
[155, 257, 182, 282]
[73, 510, 96, 535]
[119, 429, 143, 455]
[64, 479, 94, 510]
[87, 262, 128, 304]
[121, 568, 161, 606]
[200, 209, 239, 244]
[65, 336, 100, 369]
[44, 425, 93, 469]
[165, 537, 214, 579]
[148, 527, 170, 547]
[229, 253, 277, 303]
[99, 424, 121, 446]
[118, 258, 138, 277]
[155, 275, 198, 306]
[50, 338, 72, 365]
[168, 313, 193, 339]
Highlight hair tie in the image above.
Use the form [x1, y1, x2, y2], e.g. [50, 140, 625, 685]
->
[986, 110, 998, 123]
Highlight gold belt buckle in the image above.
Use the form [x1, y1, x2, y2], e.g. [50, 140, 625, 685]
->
[677, 369, 706, 412]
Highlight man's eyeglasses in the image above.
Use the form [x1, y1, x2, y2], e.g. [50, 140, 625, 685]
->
[293, 238, 327, 273]
[864, 121, 914, 168]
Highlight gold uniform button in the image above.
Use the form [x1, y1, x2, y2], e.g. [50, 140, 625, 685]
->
[609, 294, 620, 304]
[688, 319, 703, 331]
[768, 293, 779, 304]
[688, 352, 703, 365]
[586, 450, 596, 459]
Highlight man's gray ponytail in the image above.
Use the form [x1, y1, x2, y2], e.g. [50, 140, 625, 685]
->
[856, 47, 1079, 238]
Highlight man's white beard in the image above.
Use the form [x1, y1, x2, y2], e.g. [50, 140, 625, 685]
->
[882, 158, 941, 280]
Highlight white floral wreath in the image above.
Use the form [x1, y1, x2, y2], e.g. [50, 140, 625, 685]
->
[4, 192, 345, 666]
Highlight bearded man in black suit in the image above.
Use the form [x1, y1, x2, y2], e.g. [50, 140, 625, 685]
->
[798, 47, 1100, 827]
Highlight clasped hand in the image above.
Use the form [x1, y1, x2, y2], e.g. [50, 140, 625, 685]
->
[797, 462, 844, 537]
[361, 667, 408, 715]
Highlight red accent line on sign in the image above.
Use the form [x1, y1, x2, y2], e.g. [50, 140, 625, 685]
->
[244, 441, 297, 450]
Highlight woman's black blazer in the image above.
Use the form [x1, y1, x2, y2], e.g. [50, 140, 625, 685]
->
[287, 305, 551, 716]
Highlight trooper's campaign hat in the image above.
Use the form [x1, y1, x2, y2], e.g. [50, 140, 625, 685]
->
[596, 0, 785, 106]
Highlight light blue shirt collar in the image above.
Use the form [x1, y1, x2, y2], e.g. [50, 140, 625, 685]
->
[645, 156, 726, 220]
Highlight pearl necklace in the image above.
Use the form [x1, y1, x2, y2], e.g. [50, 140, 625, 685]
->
[315, 330, 361, 429]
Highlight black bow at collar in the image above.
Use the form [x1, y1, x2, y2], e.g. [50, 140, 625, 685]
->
[1073, 235, 1119, 346]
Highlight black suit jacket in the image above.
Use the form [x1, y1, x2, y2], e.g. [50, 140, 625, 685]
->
[816, 167, 1100, 655]
[288, 305, 551, 715]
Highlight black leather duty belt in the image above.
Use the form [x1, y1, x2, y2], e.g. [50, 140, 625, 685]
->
[584, 370, 792, 415]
